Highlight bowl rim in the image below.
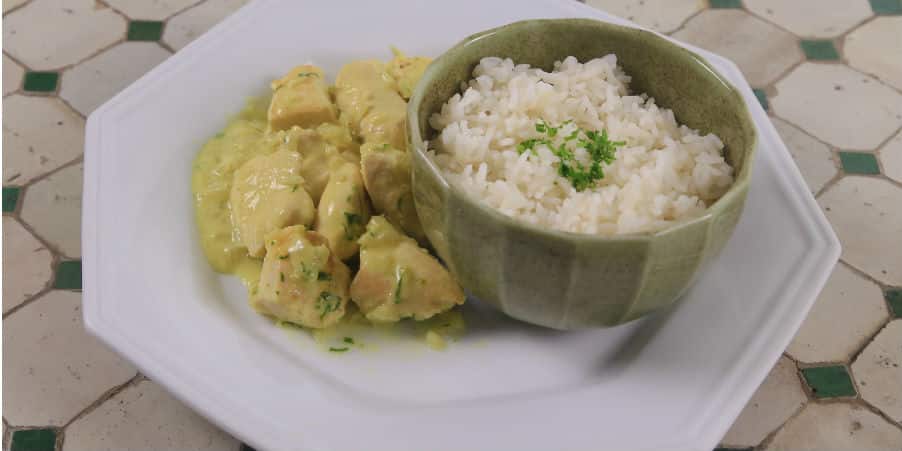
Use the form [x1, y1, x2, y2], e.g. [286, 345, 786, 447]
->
[408, 18, 758, 244]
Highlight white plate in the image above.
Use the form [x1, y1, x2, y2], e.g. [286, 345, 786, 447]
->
[82, 1, 840, 450]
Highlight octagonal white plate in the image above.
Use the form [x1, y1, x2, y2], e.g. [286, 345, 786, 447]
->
[82, 0, 840, 450]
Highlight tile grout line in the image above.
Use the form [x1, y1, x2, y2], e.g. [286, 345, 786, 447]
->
[166, 0, 209, 21]
[856, 397, 902, 430]
[12, 155, 85, 193]
[837, 259, 894, 297]
[847, 314, 894, 367]
[753, 393, 808, 450]
[740, 3, 818, 41]
[0, 0, 31, 17]
[61, 373, 146, 429]
[754, 357, 820, 450]
[2, 220, 64, 318]
[832, 14, 902, 97]
[155, 40, 178, 58]
[3, 155, 86, 261]
[664, 6, 707, 36]
[2, 417, 9, 451]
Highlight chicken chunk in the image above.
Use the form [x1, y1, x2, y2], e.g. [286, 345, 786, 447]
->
[268, 65, 336, 131]
[315, 161, 371, 260]
[387, 49, 431, 99]
[252, 226, 351, 328]
[350, 216, 464, 322]
[317, 122, 360, 161]
[262, 126, 346, 202]
[360, 143, 425, 242]
[334, 60, 407, 150]
[230, 149, 315, 257]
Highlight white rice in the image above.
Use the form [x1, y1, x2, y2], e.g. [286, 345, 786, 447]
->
[426, 55, 734, 235]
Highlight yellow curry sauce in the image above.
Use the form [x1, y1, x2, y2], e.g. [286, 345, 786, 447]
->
[191, 51, 465, 351]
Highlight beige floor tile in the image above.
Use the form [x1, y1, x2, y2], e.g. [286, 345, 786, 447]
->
[2, 95, 84, 185]
[2, 217, 53, 313]
[60, 42, 171, 116]
[819, 176, 902, 285]
[721, 356, 806, 447]
[2, 291, 136, 426]
[764, 402, 902, 450]
[745, 0, 873, 38]
[672, 9, 803, 86]
[786, 263, 889, 363]
[852, 320, 902, 423]
[845, 17, 902, 91]
[64, 379, 239, 451]
[879, 130, 902, 184]
[105, 0, 197, 20]
[162, 0, 248, 51]
[772, 63, 902, 150]
[3, 54, 25, 96]
[586, 0, 703, 34]
[771, 117, 837, 194]
[20, 163, 83, 258]
[2, 0, 126, 70]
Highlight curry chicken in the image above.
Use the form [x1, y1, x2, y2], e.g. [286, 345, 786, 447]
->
[191, 50, 465, 332]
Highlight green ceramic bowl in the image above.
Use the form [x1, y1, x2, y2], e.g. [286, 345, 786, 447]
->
[407, 19, 756, 329]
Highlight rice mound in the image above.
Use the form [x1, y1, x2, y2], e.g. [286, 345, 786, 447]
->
[427, 55, 734, 235]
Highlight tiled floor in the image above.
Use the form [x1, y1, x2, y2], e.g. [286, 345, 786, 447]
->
[3, 0, 901, 450]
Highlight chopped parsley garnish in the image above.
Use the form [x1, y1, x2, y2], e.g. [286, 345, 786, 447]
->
[517, 120, 624, 192]
[393, 271, 404, 304]
[316, 291, 341, 319]
[317, 271, 331, 281]
[329, 346, 349, 352]
[345, 212, 363, 225]
[343, 337, 355, 344]
[279, 272, 285, 282]
[343, 212, 365, 241]
[278, 254, 289, 260]
[291, 184, 299, 192]
[297, 72, 319, 78]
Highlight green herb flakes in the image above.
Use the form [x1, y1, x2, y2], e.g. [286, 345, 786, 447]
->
[316, 291, 341, 319]
[517, 121, 624, 192]
[329, 346, 349, 352]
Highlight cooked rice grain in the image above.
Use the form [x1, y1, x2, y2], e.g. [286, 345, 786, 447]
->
[427, 55, 734, 235]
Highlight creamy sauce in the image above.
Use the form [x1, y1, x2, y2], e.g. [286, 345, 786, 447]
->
[191, 55, 467, 352]
[191, 98, 269, 288]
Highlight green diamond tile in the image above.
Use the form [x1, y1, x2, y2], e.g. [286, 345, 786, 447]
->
[839, 151, 880, 174]
[800, 39, 840, 61]
[709, 0, 742, 8]
[870, 0, 902, 15]
[886, 288, 902, 318]
[127, 21, 164, 41]
[3, 186, 21, 212]
[753, 88, 769, 112]
[801, 365, 857, 398]
[54, 260, 82, 290]
[10, 429, 56, 451]
[23, 72, 58, 92]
